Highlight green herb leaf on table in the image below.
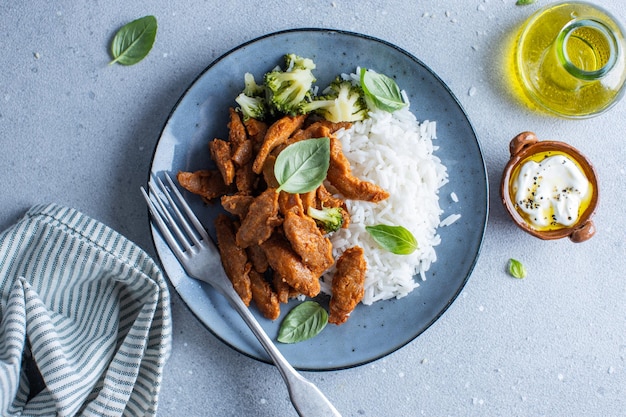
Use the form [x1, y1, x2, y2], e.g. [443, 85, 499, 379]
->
[277, 301, 328, 344]
[365, 224, 418, 255]
[274, 137, 330, 194]
[360, 68, 406, 112]
[508, 258, 527, 279]
[109, 15, 158, 66]
[516, 0, 536, 5]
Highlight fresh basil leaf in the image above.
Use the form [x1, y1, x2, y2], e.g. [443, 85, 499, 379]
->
[274, 137, 330, 194]
[516, 0, 536, 5]
[277, 301, 328, 344]
[360, 68, 406, 112]
[365, 224, 418, 255]
[109, 15, 157, 66]
[508, 258, 527, 279]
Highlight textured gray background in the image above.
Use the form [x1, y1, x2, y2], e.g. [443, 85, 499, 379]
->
[1, 1, 624, 416]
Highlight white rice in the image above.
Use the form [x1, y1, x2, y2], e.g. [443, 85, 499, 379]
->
[440, 213, 462, 227]
[321, 103, 449, 305]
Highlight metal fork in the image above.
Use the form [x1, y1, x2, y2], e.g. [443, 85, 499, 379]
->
[141, 173, 341, 417]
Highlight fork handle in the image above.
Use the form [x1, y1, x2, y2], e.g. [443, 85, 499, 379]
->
[217, 280, 342, 417]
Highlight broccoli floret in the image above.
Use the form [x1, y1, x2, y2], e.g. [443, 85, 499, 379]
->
[299, 77, 368, 122]
[235, 72, 267, 120]
[284, 53, 316, 72]
[242, 72, 265, 97]
[264, 54, 317, 115]
[307, 205, 344, 234]
[235, 93, 266, 121]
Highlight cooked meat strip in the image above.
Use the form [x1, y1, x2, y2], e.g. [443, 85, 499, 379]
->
[273, 124, 331, 156]
[299, 189, 317, 216]
[271, 120, 352, 156]
[260, 234, 320, 298]
[252, 114, 306, 174]
[316, 183, 341, 208]
[177, 170, 230, 201]
[315, 119, 352, 132]
[282, 211, 334, 275]
[249, 269, 280, 320]
[246, 244, 269, 274]
[235, 188, 282, 248]
[278, 191, 304, 217]
[327, 136, 389, 202]
[228, 107, 247, 146]
[222, 108, 254, 168]
[288, 125, 329, 144]
[220, 194, 254, 219]
[214, 214, 252, 306]
[329, 246, 366, 325]
[209, 139, 235, 185]
[272, 272, 292, 304]
[243, 117, 268, 142]
[235, 163, 258, 195]
[231, 139, 253, 167]
[261, 154, 279, 188]
[290, 120, 352, 144]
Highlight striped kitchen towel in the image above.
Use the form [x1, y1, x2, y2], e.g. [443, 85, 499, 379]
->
[0, 204, 171, 416]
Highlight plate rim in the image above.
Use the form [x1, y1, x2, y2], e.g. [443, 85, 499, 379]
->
[146, 27, 489, 371]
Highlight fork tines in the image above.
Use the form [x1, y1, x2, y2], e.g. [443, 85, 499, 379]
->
[141, 172, 209, 256]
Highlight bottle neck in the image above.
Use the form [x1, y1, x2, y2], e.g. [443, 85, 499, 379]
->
[556, 18, 619, 81]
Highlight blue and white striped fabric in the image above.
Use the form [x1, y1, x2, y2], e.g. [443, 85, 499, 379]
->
[0, 204, 171, 416]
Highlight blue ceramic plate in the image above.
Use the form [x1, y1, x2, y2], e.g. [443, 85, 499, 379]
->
[149, 29, 488, 371]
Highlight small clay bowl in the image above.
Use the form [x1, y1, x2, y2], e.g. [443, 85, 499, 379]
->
[500, 131, 599, 242]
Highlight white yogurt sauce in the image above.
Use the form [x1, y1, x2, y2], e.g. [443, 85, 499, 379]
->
[513, 154, 591, 229]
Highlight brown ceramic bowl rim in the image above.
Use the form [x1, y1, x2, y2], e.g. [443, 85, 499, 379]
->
[500, 132, 599, 242]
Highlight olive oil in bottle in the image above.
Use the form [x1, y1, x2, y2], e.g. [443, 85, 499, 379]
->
[510, 2, 626, 118]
